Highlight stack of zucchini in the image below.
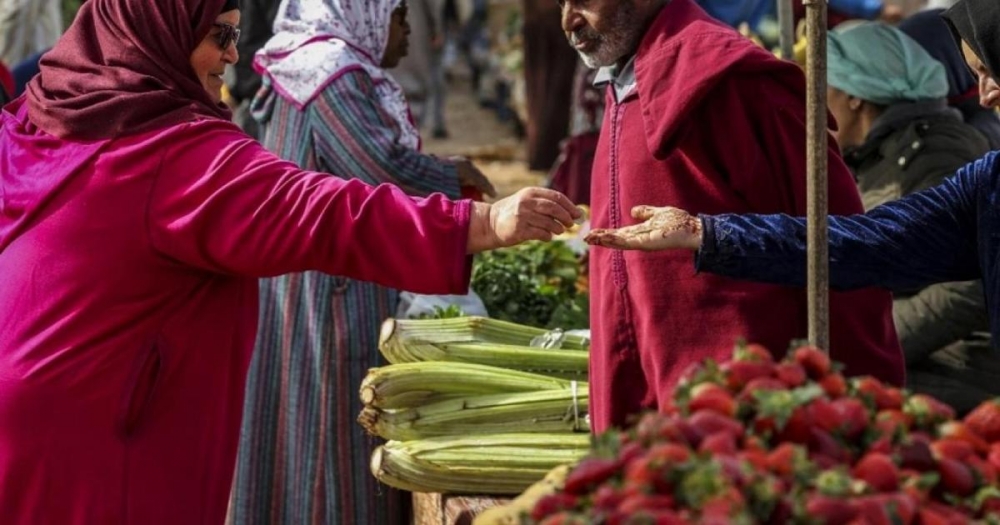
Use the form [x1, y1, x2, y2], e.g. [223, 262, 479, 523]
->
[363, 316, 591, 495]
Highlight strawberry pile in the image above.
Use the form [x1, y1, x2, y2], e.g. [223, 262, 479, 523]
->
[527, 344, 1000, 524]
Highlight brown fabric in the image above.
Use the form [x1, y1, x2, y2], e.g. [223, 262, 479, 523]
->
[522, 1, 576, 171]
[26, 0, 233, 139]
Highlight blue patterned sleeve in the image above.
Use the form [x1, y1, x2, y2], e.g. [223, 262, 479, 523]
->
[308, 70, 461, 199]
[696, 156, 986, 291]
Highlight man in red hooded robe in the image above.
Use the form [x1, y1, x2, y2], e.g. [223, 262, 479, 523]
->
[559, 0, 905, 432]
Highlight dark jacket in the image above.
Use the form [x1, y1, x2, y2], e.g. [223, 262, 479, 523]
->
[843, 100, 991, 413]
[698, 149, 1000, 415]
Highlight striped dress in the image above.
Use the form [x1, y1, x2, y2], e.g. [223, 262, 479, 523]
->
[230, 70, 460, 525]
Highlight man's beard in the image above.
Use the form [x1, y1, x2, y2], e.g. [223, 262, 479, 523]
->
[569, 4, 644, 69]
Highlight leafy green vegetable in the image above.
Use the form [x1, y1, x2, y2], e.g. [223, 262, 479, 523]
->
[471, 241, 588, 330]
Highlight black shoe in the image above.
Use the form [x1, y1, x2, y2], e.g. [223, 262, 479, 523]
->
[432, 128, 450, 139]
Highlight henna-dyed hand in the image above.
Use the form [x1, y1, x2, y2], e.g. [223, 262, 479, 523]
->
[584, 206, 704, 251]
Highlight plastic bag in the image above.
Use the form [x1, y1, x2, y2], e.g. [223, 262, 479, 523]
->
[396, 291, 489, 319]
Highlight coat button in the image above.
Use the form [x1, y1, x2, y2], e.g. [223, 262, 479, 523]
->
[911, 141, 921, 150]
[898, 156, 907, 166]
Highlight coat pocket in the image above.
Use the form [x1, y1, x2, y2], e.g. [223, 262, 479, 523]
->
[117, 342, 163, 436]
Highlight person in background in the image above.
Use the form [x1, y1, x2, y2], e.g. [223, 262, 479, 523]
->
[390, 0, 448, 138]
[225, 0, 279, 139]
[547, 60, 604, 206]
[0, 0, 61, 67]
[696, 0, 773, 28]
[826, 22, 992, 413]
[584, 0, 1000, 418]
[524, 0, 578, 171]
[230, 1, 496, 524]
[899, 8, 1000, 149]
[0, 0, 577, 522]
[560, 0, 902, 434]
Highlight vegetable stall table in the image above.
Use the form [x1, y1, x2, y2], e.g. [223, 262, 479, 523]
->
[412, 493, 511, 525]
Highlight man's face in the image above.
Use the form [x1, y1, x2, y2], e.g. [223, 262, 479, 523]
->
[559, 0, 646, 69]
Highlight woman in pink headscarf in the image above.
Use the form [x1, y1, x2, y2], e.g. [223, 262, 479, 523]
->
[0, 0, 578, 523]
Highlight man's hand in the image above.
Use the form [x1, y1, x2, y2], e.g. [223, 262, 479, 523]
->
[584, 205, 703, 251]
[467, 188, 581, 253]
[452, 157, 498, 198]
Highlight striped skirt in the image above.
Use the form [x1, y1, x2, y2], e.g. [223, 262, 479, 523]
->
[230, 272, 408, 525]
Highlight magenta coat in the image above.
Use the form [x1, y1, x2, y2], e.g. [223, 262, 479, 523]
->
[0, 99, 471, 524]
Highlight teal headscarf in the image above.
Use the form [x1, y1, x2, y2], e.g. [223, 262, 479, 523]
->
[827, 22, 949, 105]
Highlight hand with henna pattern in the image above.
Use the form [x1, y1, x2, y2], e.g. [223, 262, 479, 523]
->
[584, 205, 704, 251]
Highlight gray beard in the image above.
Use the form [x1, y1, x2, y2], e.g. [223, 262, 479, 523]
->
[571, 5, 645, 69]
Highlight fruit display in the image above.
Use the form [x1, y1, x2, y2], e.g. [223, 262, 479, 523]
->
[519, 344, 1000, 524]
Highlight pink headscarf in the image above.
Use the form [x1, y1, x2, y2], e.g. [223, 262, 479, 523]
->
[26, 0, 233, 140]
[256, 0, 419, 150]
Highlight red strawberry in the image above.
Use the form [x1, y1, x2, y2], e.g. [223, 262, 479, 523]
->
[963, 398, 1000, 443]
[819, 373, 848, 399]
[853, 376, 903, 410]
[897, 435, 936, 472]
[904, 394, 956, 429]
[930, 438, 975, 462]
[804, 494, 858, 525]
[937, 457, 976, 497]
[688, 383, 737, 417]
[808, 427, 853, 464]
[687, 410, 744, 443]
[734, 343, 774, 363]
[988, 442, 1000, 471]
[852, 452, 899, 492]
[531, 494, 579, 521]
[937, 421, 989, 454]
[774, 362, 807, 388]
[737, 377, 787, 405]
[617, 493, 677, 514]
[743, 434, 769, 453]
[966, 454, 998, 486]
[766, 443, 806, 478]
[722, 360, 775, 392]
[592, 484, 625, 512]
[975, 487, 1000, 518]
[868, 436, 892, 454]
[699, 431, 737, 456]
[646, 442, 692, 465]
[564, 457, 619, 495]
[700, 487, 746, 516]
[792, 346, 831, 379]
[873, 409, 911, 440]
[624, 455, 672, 493]
[776, 405, 814, 445]
[813, 398, 870, 440]
[618, 441, 646, 468]
[917, 503, 972, 525]
[635, 414, 696, 447]
[738, 449, 769, 471]
[854, 493, 917, 525]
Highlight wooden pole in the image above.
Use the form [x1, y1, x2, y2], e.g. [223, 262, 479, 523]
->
[803, 0, 829, 351]
[777, 0, 795, 60]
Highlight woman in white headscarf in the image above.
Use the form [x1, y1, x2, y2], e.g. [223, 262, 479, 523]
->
[230, 1, 495, 523]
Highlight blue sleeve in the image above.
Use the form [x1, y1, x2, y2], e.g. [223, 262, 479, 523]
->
[696, 156, 986, 291]
[829, 0, 882, 19]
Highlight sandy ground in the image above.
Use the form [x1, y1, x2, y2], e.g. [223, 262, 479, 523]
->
[419, 77, 548, 200]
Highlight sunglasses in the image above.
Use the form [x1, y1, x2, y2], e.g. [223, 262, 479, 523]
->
[213, 22, 241, 50]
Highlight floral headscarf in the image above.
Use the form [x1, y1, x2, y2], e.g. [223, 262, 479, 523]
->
[255, 0, 418, 149]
